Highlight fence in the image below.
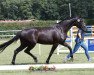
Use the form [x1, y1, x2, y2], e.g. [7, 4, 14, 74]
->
[0, 30, 21, 38]
[0, 26, 94, 38]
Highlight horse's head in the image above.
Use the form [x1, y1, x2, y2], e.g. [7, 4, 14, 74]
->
[74, 17, 87, 32]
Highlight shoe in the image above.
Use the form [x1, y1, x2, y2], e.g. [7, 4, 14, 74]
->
[88, 58, 91, 61]
[63, 57, 70, 63]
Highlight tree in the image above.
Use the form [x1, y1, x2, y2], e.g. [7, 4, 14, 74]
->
[0, 0, 94, 20]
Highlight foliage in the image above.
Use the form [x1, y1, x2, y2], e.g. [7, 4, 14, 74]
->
[0, 20, 56, 30]
[0, 0, 94, 20]
[85, 19, 94, 25]
[29, 65, 56, 71]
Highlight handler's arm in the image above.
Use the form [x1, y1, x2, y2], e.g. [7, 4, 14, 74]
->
[78, 33, 82, 39]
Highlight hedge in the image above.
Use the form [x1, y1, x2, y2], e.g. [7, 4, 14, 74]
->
[85, 19, 94, 25]
[0, 19, 94, 31]
[0, 20, 56, 30]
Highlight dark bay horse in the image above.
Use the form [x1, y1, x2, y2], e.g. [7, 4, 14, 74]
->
[0, 17, 87, 65]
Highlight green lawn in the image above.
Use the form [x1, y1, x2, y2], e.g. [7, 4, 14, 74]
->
[0, 69, 94, 75]
[0, 39, 94, 75]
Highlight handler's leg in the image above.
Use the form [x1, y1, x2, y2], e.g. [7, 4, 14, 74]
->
[81, 42, 91, 61]
[67, 42, 81, 59]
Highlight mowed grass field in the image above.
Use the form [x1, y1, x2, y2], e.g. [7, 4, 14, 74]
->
[0, 38, 94, 75]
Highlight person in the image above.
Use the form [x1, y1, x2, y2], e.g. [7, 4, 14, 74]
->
[65, 29, 91, 61]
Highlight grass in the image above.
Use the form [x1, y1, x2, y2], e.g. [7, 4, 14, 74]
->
[0, 69, 94, 75]
[0, 38, 94, 75]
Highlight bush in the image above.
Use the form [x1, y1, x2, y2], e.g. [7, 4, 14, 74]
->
[85, 19, 94, 25]
[0, 20, 56, 30]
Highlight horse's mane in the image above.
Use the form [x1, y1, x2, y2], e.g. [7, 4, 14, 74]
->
[54, 19, 71, 28]
[58, 18, 76, 24]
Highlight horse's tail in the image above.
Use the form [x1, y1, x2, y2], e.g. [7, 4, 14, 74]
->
[0, 32, 20, 53]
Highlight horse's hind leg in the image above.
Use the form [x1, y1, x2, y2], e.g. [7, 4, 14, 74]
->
[24, 44, 38, 63]
[46, 43, 58, 64]
[11, 45, 26, 65]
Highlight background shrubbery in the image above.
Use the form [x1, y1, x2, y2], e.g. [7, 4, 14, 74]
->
[0, 19, 94, 31]
[85, 19, 94, 25]
[0, 20, 56, 30]
[0, 0, 94, 20]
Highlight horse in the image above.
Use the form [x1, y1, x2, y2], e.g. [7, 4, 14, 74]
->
[0, 17, 87, 65]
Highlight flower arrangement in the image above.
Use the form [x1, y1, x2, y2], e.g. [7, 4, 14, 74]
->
[29, 65, 56, 71]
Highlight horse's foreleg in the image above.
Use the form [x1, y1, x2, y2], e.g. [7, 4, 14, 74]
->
[46, 43, 58, 64]
[24, 45, 38, 63]
[12, 45, 26, 65]
[61, 42, 73, 60]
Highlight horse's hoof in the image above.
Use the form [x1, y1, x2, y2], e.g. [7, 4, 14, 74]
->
[46, 61, 49, 64]
[11, 62, 15, 65]
[71, 58, 74, 62]
[34, 58, 38, 63]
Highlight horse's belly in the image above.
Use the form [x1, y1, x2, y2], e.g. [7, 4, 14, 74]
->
[37, 31, 60, 44]
[37, 37, 57, 44]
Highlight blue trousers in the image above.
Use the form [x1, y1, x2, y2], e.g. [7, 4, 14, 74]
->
[67, 41, 90, 61]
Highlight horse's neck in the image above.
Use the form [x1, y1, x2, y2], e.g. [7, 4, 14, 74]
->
[64, 23, 73, 33]
[61, 20, 74, 33]
[55, 19, 75, 34]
